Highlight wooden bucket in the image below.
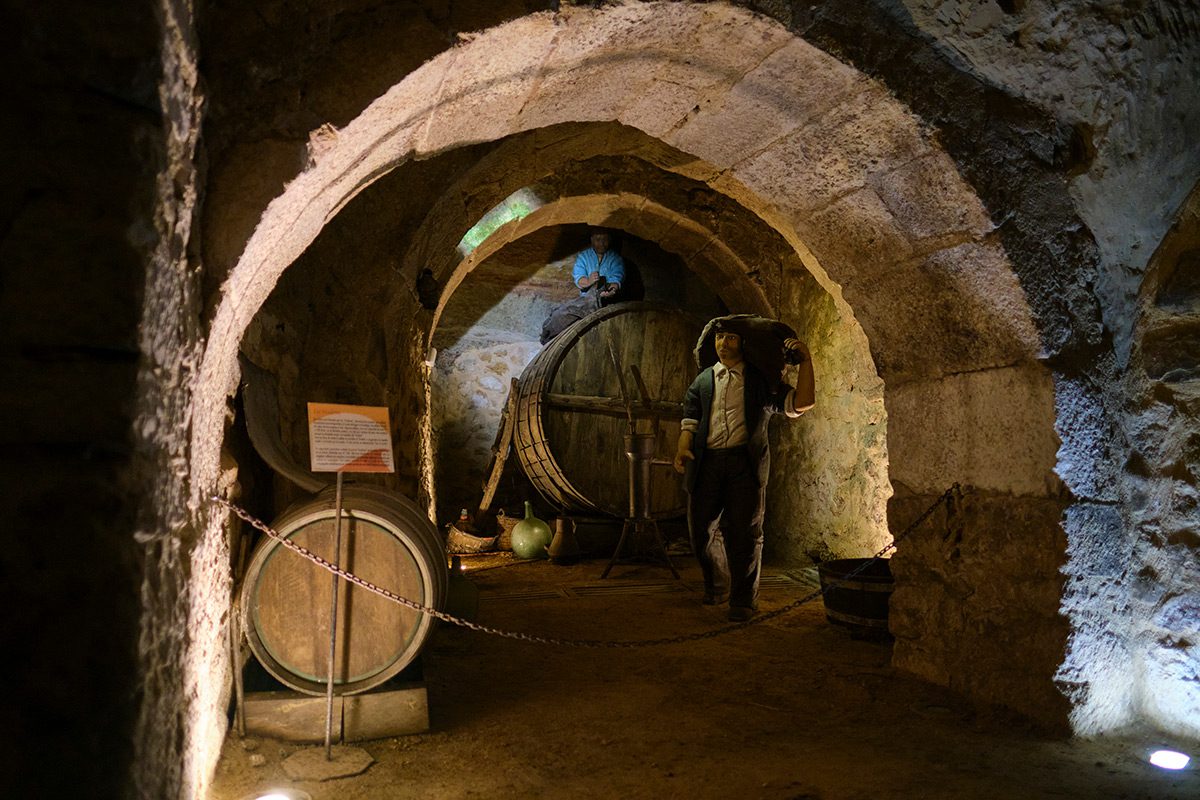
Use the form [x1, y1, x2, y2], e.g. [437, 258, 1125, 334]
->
[241, 484, 447, 696]
[514, 302, 700, 518]
[817, 557, 894, 634]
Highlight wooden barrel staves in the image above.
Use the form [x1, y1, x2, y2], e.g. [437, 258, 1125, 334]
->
[514, 302, 700, 518]
[817, 557, 894, 635]
[240, 484, 448, 696]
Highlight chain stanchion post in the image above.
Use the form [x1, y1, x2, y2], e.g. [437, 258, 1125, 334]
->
[232, 599, 247, 737]
[323, 470, 345, 760]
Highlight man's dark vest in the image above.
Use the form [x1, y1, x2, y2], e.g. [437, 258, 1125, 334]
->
[684, 363, 783, 492]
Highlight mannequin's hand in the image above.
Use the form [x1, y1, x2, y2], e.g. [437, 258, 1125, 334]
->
[783, 337, 809, 365]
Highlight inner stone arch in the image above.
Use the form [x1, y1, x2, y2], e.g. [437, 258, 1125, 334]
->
[423, 189, 889, 562]
[433, 192, 773, 325]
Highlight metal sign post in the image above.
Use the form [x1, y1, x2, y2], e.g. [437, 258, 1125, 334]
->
[324, 469, 345, 760]
[306, 402, 395, 763]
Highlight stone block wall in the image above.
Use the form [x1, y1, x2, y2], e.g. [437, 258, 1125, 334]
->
[890, 490, 1072, 729]
[885, 362, 1067, 727]
[0, 1, 161, 795]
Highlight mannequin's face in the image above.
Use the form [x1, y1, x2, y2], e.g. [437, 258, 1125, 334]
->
[715, 331, 742, 366]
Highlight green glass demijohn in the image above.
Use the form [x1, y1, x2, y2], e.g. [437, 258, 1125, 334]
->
[510, 501, 552, 559]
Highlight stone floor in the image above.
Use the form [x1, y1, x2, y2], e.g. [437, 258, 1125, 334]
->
[211, 556, 1199, 799]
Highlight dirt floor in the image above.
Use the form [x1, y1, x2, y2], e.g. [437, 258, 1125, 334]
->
[211, 555, 1199, 800]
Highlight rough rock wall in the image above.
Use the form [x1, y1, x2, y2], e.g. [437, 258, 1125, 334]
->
[767, 268, 890, 563]
[132, 1, 221, 798]
[431, 244, 568, 523]
[433, 331, 544, 521]
[1127, 183, 1200, 739]
[0, 1, 157, 795]
[890, 0, 1200, 736]
[901, 0, 1200, 360]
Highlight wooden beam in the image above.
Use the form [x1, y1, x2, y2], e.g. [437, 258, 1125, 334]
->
[544, 392, 683, 419]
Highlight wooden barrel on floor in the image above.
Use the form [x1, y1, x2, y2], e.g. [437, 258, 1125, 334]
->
[240, 484, 447, 696]
[514, 302, 700, 518]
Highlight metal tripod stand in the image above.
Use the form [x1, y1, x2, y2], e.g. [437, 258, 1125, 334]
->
[600, 431, 680, 579]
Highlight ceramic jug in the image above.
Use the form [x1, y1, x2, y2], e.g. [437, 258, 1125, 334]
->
[510, 501, 552, 559]
[547, 516, 581, 564]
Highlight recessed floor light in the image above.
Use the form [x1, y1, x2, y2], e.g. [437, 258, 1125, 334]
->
[1149, 750, 1190, 770]
[242, 790, 312, 800]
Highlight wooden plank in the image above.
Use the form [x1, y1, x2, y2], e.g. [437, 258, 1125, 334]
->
[476, 378, 518, 523]
[243, 683, 429, 742]
[244, 691, 342, 743]
[343, 682, 429, 740]
[603, 329, 634, 432]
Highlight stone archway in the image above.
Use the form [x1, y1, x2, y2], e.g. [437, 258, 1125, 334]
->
[183, 3, 1060, 795]
[194, 6, 1040, 492]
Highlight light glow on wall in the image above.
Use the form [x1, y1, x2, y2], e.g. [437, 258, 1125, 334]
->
[457, 187, 543, 256]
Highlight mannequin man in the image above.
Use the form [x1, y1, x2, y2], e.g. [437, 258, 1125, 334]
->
[572, 229, 624, 299]
[674, 316, 815, 621]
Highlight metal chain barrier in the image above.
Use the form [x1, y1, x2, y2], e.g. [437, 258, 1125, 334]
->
[212, 483, 961, 649]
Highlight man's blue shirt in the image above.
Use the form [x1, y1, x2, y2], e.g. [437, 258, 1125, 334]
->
[572, 248, 625, 293]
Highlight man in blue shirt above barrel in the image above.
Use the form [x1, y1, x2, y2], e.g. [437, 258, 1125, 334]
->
[539, 229, 628, 344]
[673, 315, 815, 622]
[572, 229, 624, 299]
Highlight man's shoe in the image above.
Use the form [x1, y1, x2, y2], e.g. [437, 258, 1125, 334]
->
[728, 606, 756, 622]
[702, 591, 729, 606]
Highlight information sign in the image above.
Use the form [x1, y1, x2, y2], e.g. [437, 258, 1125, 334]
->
[307, 402, 395, 473]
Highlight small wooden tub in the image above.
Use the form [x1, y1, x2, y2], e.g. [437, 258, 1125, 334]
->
[817, 557, 894, 635]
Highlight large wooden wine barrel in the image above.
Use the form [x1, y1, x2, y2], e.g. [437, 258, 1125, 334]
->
[240, 484, 447, 696]
[514, 302, 701, 518]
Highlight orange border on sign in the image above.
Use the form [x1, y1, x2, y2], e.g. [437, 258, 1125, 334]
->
[307, 402, 390, 426]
